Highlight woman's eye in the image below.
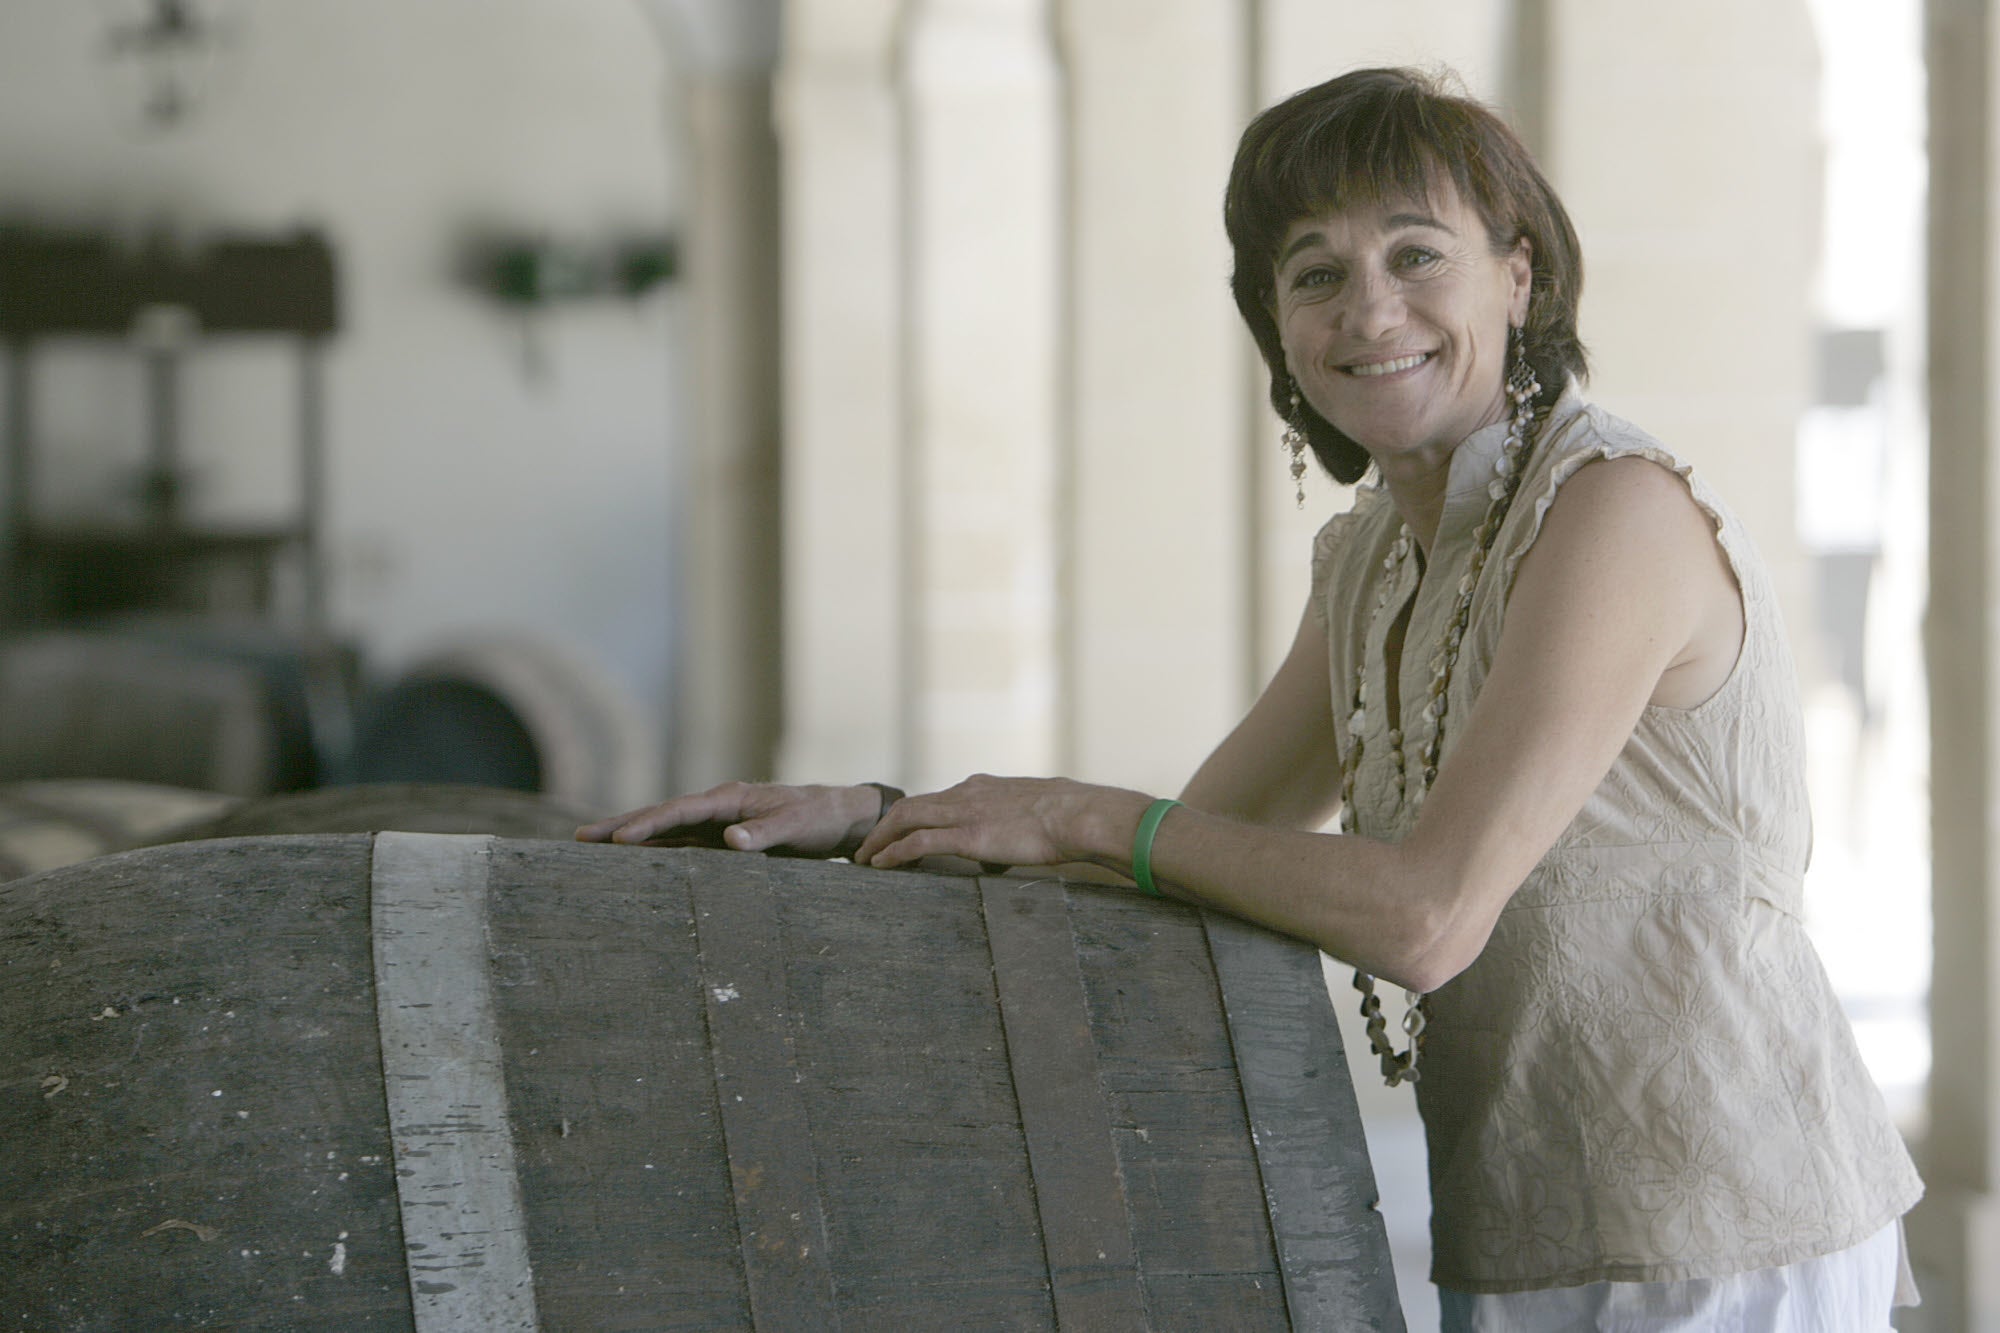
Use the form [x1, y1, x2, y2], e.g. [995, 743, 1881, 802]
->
[1397, 247, 1440, 271]
[1293, 266, 1339, 291]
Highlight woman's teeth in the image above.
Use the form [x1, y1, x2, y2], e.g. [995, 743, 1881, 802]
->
[1346, 353, 1429, 377]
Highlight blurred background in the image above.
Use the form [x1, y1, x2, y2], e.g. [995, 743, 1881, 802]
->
[0, 0, 1982, 1328]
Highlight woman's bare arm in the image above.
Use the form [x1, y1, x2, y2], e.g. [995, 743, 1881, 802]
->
[855, 456, 1743, 991]
[1176, 595, 1345, 829]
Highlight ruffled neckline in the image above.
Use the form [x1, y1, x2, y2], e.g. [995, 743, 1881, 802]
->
[1432, 411, 1518, 553]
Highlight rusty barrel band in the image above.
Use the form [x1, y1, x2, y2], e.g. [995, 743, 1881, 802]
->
[692, 856, 842, 1327]
[980, 876, 1148, 1329]
[370, 832, 542, 1332]
[1203, 910, 1405, 1331]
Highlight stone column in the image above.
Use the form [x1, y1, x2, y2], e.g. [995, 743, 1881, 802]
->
[645, 0, 785, 790]
[773, 0, 907, 784]
[1055, 0, 1253, 790]
[899, 0, 1064, 791]
[778, 0, 1065, 795]
[1914, 3, 2000, 1325]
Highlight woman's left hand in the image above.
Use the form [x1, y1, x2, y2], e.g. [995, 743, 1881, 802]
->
[852, 774, 1149, 873]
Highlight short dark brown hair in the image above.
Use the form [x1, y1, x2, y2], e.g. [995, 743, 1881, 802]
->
[1224, 67, 1587, 484]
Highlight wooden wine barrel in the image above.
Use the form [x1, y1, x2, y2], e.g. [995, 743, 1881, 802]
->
[149, 783, 594, 845]
[0, 836, 1402, 1331]
[348, 637, 663, 814]
[0, 779, 240, 881]
[0, 632, 281, 796]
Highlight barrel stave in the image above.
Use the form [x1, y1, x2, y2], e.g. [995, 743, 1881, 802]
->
[759, 858, 1058, 1325]
[482, 840, 754, 1329]
[1071, 890, 1292, 1322]
[0, 836, 409, 1328]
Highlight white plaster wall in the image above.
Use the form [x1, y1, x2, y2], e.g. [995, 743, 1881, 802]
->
[0, 1, 683, 771]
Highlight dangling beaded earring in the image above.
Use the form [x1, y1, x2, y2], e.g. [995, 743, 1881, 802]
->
[1282, 383, 1309, 509]
[1504, 324, 1541, 432]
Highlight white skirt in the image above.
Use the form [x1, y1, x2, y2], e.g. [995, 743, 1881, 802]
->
[1436, 1219, 1917, 1332]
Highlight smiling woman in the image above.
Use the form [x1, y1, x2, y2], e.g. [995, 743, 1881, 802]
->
[1271, 193, 1529, 498]
[1226, 67, 1589, 489]
[581, 66, 1923, 1331]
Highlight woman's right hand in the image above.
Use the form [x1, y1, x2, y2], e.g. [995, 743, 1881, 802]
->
[575, 781, 892, 857]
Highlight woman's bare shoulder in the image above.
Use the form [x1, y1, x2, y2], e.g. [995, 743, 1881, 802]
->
[1524, 452, 1743, 707]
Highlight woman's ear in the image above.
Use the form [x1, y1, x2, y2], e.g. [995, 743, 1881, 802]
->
[1508, 236, 1534, 325]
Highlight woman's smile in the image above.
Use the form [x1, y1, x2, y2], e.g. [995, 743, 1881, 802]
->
[1342, 350, 1434, 378]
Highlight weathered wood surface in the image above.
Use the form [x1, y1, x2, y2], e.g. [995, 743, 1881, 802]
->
[0, 836, 1403, 1330]
[983, 876, 1149, 1327]
[1207, 912, 1405, 1329]
[690, 855, 839, 1328]
[150, 783, 592, 845]
[1, 836, 409, 1329]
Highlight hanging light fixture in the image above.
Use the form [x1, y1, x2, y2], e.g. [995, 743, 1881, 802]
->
[100, 0, 237, 130]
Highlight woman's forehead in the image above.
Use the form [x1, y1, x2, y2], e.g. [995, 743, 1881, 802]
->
[1278, 184, 1477, 252]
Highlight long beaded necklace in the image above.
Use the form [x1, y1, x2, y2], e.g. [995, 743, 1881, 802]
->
[1342, 344, 1542, 1087]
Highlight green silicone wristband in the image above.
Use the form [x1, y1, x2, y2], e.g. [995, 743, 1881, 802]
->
[1131, 798, 1182, 899]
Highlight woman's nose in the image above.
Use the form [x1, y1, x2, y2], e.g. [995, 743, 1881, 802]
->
[1336, 271, 1405, 340]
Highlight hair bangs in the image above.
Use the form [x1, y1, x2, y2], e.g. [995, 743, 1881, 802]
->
[1272, 122, 1456, 232]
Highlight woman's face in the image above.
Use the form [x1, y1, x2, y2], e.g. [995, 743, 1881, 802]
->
[1272, 183, 1532, 471]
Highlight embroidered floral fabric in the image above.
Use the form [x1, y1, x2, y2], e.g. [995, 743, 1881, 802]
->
[1311, 388, 1924, 1293]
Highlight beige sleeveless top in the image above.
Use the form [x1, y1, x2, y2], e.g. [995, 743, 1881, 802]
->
[1312, 387, 1923, 1294]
